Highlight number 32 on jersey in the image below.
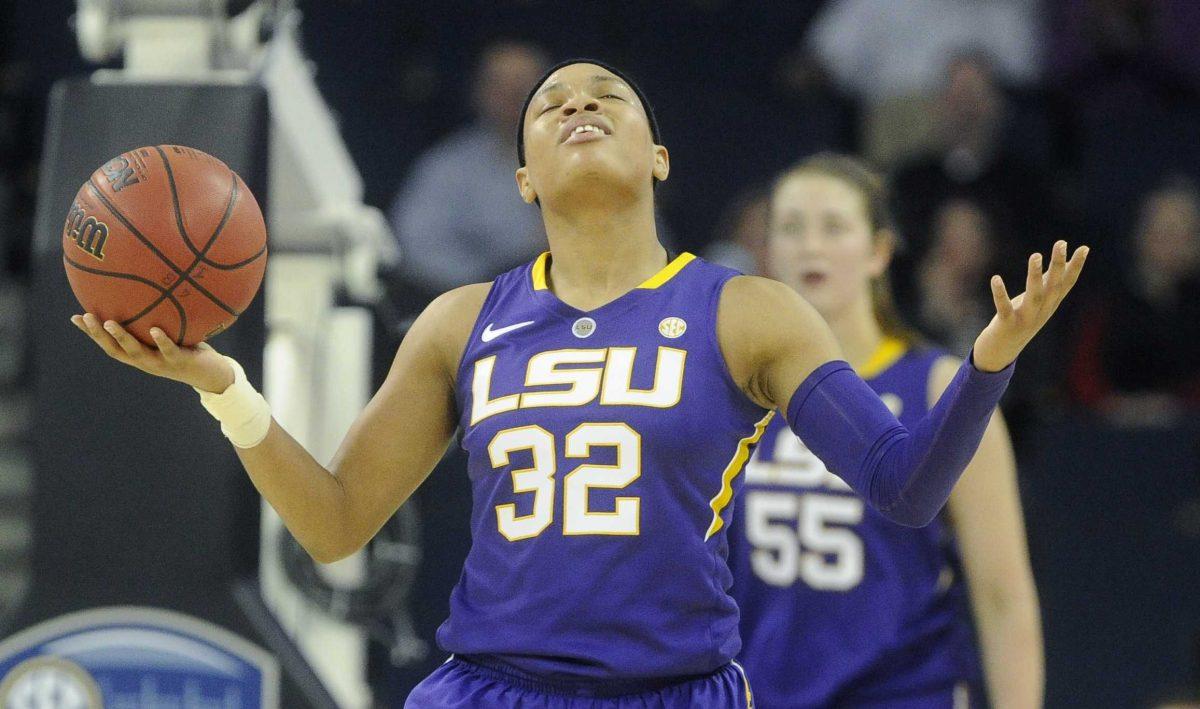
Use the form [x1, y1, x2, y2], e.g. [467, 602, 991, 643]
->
[489, 423, 641, 541]
[473, 346, 686, 542]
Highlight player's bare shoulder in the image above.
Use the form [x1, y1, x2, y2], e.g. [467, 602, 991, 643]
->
[716, 275, 843, 409]
[719, 275, 804, 321]
[421, 282, 493, 333]
[717, 275, 822, 361]
[405, 281, 493, 382]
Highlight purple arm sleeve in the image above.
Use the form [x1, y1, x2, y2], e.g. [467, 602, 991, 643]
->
[784, 353, 1014, 527]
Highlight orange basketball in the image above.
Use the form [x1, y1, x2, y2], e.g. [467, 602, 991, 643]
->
[62, 145, 267, 346]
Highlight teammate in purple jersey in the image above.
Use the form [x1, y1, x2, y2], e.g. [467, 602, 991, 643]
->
[729, 155, 1043, 708]
[72, 59, 1084, 708]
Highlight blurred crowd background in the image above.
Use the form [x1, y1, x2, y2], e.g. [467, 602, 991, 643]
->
[0, 1, 1198, 707]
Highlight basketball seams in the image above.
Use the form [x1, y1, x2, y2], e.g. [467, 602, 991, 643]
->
[153, 145, 198, 253]
[64, 252, 172, 292]
[63, 253, 189, 344]
[204, 173, 241, 253]
[117, 172, 244, 341]
[201, 241, 267, 271]
[155, 146, 267, 271]
[85, 178, 240, 317]
[86, 179, 184, 273]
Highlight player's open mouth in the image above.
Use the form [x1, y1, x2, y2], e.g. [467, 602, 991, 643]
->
[802, 272, 827, 286]
[561, 119, 612, 144]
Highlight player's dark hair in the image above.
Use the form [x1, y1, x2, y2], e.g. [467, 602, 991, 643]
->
[773, 153, 921, 346]
[516, 58, 662, 170]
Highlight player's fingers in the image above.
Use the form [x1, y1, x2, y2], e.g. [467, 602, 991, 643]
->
[1045, 240, 1067, 293]
[70, 314, 104, 344]
[1038, 242, 1066, 314]
[149, 327, 181, 363]
[990, 275, 1014, 319]
[103, 320, 147, 360]
[1061, 245, 1090, 294]
[1024, 252, 1044, 308]
[80, 313, 129, 361]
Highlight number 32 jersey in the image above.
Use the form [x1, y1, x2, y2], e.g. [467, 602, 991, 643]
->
[439, 252, 772, 683]
[729, 342, 982, 707]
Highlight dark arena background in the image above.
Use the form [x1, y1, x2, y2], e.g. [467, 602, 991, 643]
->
[0, 1, 1198, 707]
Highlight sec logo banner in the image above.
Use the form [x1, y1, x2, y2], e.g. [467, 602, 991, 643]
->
[0, 607, 279, 708]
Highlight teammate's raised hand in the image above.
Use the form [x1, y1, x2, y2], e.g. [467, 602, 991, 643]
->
[973, 240, 1089, 372]
[70, 313, 235, 393]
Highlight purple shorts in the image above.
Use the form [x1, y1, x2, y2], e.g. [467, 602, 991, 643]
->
[404, 656, 754, 708]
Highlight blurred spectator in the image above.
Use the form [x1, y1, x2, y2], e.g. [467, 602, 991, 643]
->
[806, 0, 1041, 104]
[891, 53, 1061, 312]
[702, 186, 769, 275]
[1048, 0, 1200, 94]
[914, 198, 998, 355]
[1068, 176, 1200, 424]
[388, 40, 548, 299]
[1045, 0, 1200, 267]
[804, 0, 1041, 165]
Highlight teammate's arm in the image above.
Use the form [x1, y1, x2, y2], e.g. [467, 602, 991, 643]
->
[933, 357, 1044, 708]
[720, 241, 1087, 526]
[73, 283, 489, 563]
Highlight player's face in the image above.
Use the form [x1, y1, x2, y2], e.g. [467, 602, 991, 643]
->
[767, 173, 889, 319]
[516, 63, 668, 206]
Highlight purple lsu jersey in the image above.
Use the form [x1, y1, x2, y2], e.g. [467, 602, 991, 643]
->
[729, 341, 982, 707]
[438, 252, 772, 683]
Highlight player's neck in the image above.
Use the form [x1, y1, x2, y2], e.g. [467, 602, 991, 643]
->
[825, 298, 886, 374]
[539, 200, 666, 310]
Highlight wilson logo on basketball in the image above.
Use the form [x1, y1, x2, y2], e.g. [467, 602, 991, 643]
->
[63, 202, 109, 261]
[102, 155, 140, 192]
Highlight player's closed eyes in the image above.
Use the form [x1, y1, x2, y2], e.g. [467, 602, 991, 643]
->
[539, 93, 624, 115]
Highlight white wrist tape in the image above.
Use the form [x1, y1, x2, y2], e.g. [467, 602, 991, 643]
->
[194, 355, 272, 449]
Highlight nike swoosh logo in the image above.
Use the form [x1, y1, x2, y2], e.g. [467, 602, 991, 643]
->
[481, 320, 535, 342]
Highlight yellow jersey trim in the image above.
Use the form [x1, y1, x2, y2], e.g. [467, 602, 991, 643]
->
[857, 336, 908, 380]
[531, 252, 551, 290]
[704, 410, 776, 540]
[638, 252, 696, 289]
[529, 251, 697, 292]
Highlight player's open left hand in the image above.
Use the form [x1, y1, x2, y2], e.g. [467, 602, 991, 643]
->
[972, 240, 1088, 372]
[70, 313, 235, 393]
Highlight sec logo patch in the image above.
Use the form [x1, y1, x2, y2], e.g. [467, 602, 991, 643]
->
[658, 317, 687, 339]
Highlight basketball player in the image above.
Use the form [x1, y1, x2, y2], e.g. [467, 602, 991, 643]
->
[729, 154, 1042, 708]
[71, 60, 1085, 707]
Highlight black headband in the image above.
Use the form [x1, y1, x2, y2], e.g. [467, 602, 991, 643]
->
[516, 58, 662, 168]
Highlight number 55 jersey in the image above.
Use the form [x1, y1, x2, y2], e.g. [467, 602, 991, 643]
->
[728, 341, 982, 707]
[439, 252, 772, 684]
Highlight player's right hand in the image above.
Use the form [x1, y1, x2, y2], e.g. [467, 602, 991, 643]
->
[71, 313, 235, 393]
